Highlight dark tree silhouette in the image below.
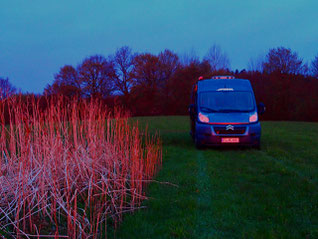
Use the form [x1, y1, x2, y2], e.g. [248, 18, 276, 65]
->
[55, 65, 80, 88]
[78, 55, 116, 98]
[132, 53, 161, 91]
[113, 46, 135, 98]
[132, 50, 180, 90]
[311, 55, 318, 78]
[165, 60, 212, 114]
[158, 49, 180, 83]
[180, 48, 200, 66]
[0, 77, 16, 99]
[248, 54, 264, 72]
[156, 50, 180, 113]
[131, 51, 180, 115]
[45, 65, 81, 97]
[35, 45, 318, 121]
[263, 47, 304, 74]
[204, 44, 230, 72]
[130, 53, 161, 114]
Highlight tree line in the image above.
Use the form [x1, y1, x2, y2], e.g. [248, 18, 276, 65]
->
[1, 45, 318, 121]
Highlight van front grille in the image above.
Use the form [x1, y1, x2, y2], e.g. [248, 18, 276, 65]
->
[214, 126, 246, 135]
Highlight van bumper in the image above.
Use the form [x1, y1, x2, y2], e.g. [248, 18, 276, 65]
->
[195, 122, 261, 147]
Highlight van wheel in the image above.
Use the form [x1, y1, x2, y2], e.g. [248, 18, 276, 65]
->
[190, 131, 195, 141]
[195, 135, 204, 149]
[253, 142, 261, 150]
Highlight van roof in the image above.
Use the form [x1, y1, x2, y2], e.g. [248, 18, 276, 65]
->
[197, 79, 252, 92]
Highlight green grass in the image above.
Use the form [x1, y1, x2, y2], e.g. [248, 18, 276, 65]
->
[111, 117, 318, 239]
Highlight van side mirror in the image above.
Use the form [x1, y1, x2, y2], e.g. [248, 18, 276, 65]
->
[257, 102, 266, 115]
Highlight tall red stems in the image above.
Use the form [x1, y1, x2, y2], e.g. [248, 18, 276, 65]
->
[0, 96, 162, 238]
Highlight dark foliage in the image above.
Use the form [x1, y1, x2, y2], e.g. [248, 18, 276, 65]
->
[40, 46, 318, 121]
[112, 46, 135, 99]
[0, 77, 16, 99]
[311, 55, 318, 78]
[45, 65, 81, 97]
[78, 55, 116, 98]
[235, 71, 318, 121]
[263, 47, 305, 75]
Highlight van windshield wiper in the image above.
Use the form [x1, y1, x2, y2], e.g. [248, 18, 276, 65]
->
[200, 107, 218, 113]
[217, 109, 250, 113]
[200, 107, 252, 113]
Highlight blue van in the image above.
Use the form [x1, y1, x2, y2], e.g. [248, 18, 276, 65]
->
[189, 76, 265, 149]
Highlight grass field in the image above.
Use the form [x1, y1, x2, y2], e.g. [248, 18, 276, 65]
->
[109, 116, 318, 239]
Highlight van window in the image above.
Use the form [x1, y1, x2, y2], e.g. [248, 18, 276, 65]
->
[199, 91, 254, 112]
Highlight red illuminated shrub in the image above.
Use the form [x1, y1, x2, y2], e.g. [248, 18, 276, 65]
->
[0, 96, 162, 238]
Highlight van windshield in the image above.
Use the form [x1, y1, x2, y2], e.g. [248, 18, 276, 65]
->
[199, 91, 255, 112]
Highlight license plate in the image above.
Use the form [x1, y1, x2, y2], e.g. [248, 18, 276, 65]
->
[221, 137, 240, 143]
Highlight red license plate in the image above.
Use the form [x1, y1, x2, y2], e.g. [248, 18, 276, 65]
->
[221, 137, 240, 143]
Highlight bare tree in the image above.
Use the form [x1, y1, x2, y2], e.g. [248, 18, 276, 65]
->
[248, 54, 265, 72]
[45, 65, 81, 96]
[204, 44, 230, 72]
[132, 50, 179, 90]
[301, 62, 310, 76]
[0, 77, 16, 99]
[132, 53, 161, 91]
[77, 55, 116, 98]
[311, 55, 318, 78]
[180, 48, 200, 66]
[158, 49, 180, 83]
[263, 47, 304, 74]
[54, 65, 80, 88]
[112, 46, 135, 97]
[131, 53, 164, 114]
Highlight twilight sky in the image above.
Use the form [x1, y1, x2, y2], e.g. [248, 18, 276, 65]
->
[1, 0, 317, 93]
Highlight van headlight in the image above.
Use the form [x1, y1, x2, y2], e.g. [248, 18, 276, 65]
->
[249, 112, 258, 123]
[198, 112, 209, 123]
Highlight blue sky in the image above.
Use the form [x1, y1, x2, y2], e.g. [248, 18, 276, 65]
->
[1, 0, 317, 93]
